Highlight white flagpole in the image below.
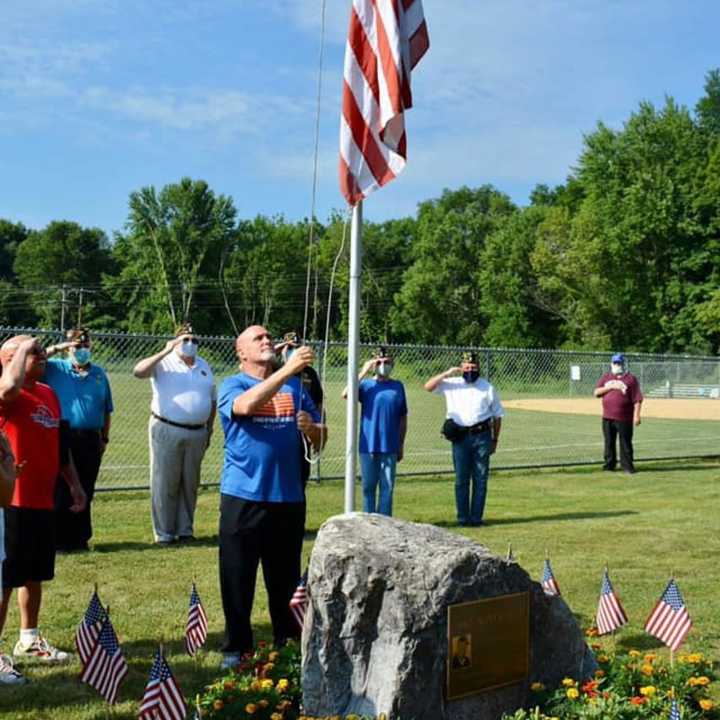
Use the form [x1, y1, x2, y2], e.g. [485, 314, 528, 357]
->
[344, 200, 362, 512]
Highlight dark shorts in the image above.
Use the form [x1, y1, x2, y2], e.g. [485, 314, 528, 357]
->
[2, 507, 57, 589]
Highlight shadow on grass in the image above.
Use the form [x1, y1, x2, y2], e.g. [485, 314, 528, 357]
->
[433, 510, 638, 528]
[92, 534, 220, 553]
[615, 632, 665, 651]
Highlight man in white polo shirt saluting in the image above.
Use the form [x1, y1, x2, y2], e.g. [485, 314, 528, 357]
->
[424, 351, 504, 527]
[133, 323, 216, 544]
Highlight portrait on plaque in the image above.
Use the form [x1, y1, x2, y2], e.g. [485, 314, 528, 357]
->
[446, 591, 529, 700]
[451, 634, 472, 669]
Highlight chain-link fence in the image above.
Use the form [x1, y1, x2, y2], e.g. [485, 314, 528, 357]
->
[1, 327, 718, 490]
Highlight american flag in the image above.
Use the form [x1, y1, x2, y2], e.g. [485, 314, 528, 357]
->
[596, 569, 628, 635]
[339, 0, 430, 205]
[541, 558, 561, 596]
[79, 615, 128, 704]
[75, 590, 106, 667]
[185, 583, 208, 657]
[289, 572, 309, 634]
[644, 579, 692, 651]
[669, 698, 681, 720]
[138, 647, 186, 720]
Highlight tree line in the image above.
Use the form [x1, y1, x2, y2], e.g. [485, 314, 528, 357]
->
[1, 70, 719, 354]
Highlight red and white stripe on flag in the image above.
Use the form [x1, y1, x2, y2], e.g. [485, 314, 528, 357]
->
[340, 0, 429, 206]
[644, 580, 693, 651]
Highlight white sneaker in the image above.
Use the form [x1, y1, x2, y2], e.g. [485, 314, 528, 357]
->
[13, 635, 71, 664]
[0, 654, 26, 685]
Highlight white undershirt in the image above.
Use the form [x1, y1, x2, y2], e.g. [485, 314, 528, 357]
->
[434, 376, 505, 427]
[150, 352, 216, 424]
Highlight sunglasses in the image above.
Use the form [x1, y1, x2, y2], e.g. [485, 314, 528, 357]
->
[181, 337, 199, 345]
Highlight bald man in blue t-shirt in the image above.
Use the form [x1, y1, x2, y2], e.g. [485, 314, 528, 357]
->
[217, 325, 327, 669]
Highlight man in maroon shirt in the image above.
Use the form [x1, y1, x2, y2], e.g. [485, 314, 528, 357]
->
[594, 353, 643, 474]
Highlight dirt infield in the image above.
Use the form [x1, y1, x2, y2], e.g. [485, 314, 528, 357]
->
[504, 397, 720, 421]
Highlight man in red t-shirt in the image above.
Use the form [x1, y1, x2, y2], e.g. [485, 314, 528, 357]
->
[594, 353, 643, 474]
[0, 335, 86, 684]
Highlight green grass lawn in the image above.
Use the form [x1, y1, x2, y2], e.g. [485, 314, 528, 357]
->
[100, 372, 719, 488]
[1, 459, 718, 718]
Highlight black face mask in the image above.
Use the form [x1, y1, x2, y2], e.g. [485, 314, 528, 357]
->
[463, 370, 479, 384]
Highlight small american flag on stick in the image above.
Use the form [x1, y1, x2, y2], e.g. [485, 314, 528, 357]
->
[289, 572, 309, 634]
[541, 558, 561, 596]
[185, 583, 208, 657]
[76, 589, 106, 667]
[669, 698, 681, 720]
[644, 578, 692, 651]
[596, 568, 628, 635]
[138, 647, 186, 720]
[79, 612, 128, 704]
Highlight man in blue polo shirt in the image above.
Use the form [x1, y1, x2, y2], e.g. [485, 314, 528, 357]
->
[343, 347, 407, 516]
[44, 328, 113, 552]
[217, 325, 326, 668]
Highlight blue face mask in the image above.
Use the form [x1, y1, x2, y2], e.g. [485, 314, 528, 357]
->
[73, 347, 91, 366]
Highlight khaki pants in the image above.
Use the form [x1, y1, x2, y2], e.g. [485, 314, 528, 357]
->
[148, 417, 208, 542]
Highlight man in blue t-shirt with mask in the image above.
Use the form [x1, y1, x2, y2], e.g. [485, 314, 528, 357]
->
[424, 351, 504, 527]
[217, 325, 327, 669]
[343, 346, 407, 516]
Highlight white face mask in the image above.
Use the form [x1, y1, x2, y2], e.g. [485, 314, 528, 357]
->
[180, 341, 197, 359]
[611, 363, 624, 375]
[376, 362, 393, 378]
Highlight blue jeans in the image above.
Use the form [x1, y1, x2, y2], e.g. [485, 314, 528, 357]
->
[359, 452, 398, 516]
[451, 432, 491, 525]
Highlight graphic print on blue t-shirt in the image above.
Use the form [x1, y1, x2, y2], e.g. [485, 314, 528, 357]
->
[218, 373, 320, 503]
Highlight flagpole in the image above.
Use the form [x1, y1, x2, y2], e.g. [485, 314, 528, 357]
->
[343, 200, 362, 513]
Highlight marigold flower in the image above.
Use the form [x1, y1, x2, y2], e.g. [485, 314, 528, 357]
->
[700, 699, 715, 711]
[223, 680, 236, 691]
[245, 704, 257, 714]
[268, 651, 280, 662]
[561, 678, 577, 687]
[595, 670, 606, 678]
[590, 643, 602, 651]
[597, 654, 609, 663]
[581, 680, 598, 694]
[566, 688, 579, 700]
[639, 686, 656, 697]
[261, 679, 274, 690]
[585, 627, 599, 637]
[641, 663, 654, 676]
[264, 662, 275, 672]
[629, 650, 641, 657]
[530, 682, 545, 692]
[213, 700, 224, 711]
[276, 679, 290, 693]
[643, 653, 656, 663]
[687, 653, 704, 664]
[259, 699, 270, 708]
[250, 679, 261, 691]
[630, 696, 646, 705]
[271, 714, 283, 720]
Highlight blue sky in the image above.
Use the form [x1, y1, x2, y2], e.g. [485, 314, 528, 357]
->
[1, 0, 718, 238]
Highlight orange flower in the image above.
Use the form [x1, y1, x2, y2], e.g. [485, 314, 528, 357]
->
[641, 664, 654, 676]
[700, 699, 715, 711]
[585, 627, 599, 637]
[595, 670, 606, 678]
[213, 700, 224, 711]
[630, 696, 646, 705]
[245, 703, 258, 714]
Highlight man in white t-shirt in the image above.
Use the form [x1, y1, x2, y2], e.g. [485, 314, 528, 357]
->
[424, 351, 504, 527]
[133, 324, 216, 544]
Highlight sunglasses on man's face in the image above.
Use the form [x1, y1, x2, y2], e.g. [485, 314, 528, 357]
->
[181, 337, 199, 345]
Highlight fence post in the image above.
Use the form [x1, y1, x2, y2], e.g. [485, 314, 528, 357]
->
[485, 349, 492, 381]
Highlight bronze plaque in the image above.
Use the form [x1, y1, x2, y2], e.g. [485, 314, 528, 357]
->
[447, 591, 529, 700]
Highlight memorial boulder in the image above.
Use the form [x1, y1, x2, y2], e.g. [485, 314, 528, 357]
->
[302, 513, 596, 720]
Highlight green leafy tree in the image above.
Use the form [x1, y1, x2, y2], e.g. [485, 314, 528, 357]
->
[696, 68, 720, 136]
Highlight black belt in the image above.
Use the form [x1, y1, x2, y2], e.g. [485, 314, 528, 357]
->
[467, 419, 492, 435]
[152, 413, 205, 431]
[69, 428, 102, 437]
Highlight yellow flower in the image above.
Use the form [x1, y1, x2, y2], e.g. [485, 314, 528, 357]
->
[530, 682, 545, 692]
[276, 678, 290, 693]
[271, 714, 283, 720]
[629, 650, 641, 657]
[640, 686, 656, 697]
[687, 653, 704, 664]
[643, 653, 656, 663]
[597, 654, 609, 663]
[268, 651, 280, 662]
[561, 678, 577, 687]
[641, 664, 654, 676]
[261, 678, 274, 690]
[566, 688, 579, 700]
[245, 703, 257, 714]
[695, 676, 711, 686]
[700, 699, 715, 711]
[264, 662, 275, 672]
